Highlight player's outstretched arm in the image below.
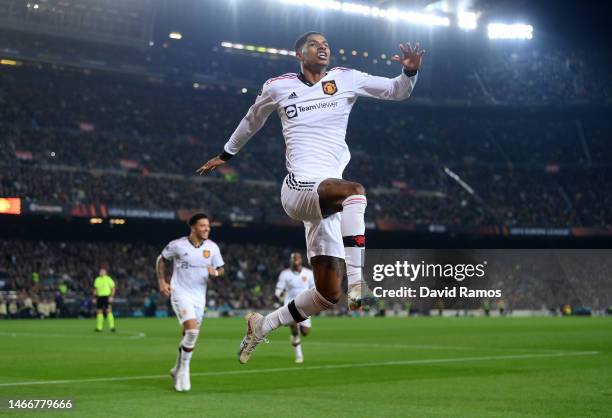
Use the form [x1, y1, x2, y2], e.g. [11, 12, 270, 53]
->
[354, 42, 425, 101]
[196, 82, 276, 175]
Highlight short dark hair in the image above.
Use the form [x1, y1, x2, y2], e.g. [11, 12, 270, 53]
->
[294, 31, 323, 53]
[189, 213, 209, 226]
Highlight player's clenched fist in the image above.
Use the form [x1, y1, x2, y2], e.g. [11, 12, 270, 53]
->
[208, 265, 219, 277]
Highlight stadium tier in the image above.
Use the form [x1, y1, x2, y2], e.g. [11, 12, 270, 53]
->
[1, 63, 610, 231]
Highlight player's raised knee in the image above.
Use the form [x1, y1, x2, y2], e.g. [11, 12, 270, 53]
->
[342, 183, 367, 211]
[344, 182, 366, 197]
[349, 182, 366, 197]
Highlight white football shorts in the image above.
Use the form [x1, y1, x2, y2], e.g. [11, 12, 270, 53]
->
[280, 173, 345, 260]
[170, 291, 205, 326]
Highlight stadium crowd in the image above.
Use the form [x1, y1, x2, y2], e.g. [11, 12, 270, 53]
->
[2, 240, 610, 319]
[0, 240, 294, 318]
[1, 64, 611, 228]
[477, 47, 612, 104]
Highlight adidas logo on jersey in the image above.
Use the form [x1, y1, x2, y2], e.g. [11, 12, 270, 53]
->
[288, 92, 298, 99]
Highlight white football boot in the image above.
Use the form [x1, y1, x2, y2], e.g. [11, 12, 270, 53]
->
[238, 312, 268, 364]
[348, 281, 377, 311]
[170, 347, 181, 388]
[175, 366, 191, 392]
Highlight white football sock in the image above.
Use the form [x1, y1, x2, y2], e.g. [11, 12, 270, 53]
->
[261, 306, 294, 335]
[179, 329, 199, 365]
[173, 347, 182, 370]
[262, 289, 334, 336]
[341, 194, 367, 287]
[294, 344, 303, 359]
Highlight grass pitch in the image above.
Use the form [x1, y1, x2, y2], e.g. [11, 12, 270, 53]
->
[0, 316, 610, 417]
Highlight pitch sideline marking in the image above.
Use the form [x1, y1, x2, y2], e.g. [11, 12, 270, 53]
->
[0, 332, 565, 353]
[308, 341, 571, 354]
[0, 351, 599, 387]
[0, 331, 146, 340]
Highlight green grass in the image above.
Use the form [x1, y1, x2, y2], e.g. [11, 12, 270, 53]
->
[0, 316, 611, 417]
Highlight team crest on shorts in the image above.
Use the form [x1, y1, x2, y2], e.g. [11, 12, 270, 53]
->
[322, 80, 337, 95]
[302, 275, 308, 283]
[203, 249, 211, 258]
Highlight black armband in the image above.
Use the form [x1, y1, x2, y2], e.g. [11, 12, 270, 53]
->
[219, 151, 234, 161]
[403, 68, 418, 77]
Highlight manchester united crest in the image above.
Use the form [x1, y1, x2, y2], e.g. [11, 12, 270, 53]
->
[322, 80, 337, 95]
[203, 249, 211, 258]
[302, 275, 308, 283]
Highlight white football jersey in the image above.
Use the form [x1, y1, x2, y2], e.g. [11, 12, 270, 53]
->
[224, 67, 417, 180]
[276, 267, 315, 304]
[161, 237, 224, 303]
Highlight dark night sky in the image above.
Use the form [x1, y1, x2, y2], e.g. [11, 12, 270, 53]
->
[155, 0, 612, 50]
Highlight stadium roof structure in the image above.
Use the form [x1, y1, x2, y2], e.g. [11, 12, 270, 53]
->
[0, 0, 154, 48]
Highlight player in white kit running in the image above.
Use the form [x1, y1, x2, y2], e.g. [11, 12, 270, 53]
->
[156, 213, 225, 391]
[275, 252, 315, 363]
[197, 32, 424, 364]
